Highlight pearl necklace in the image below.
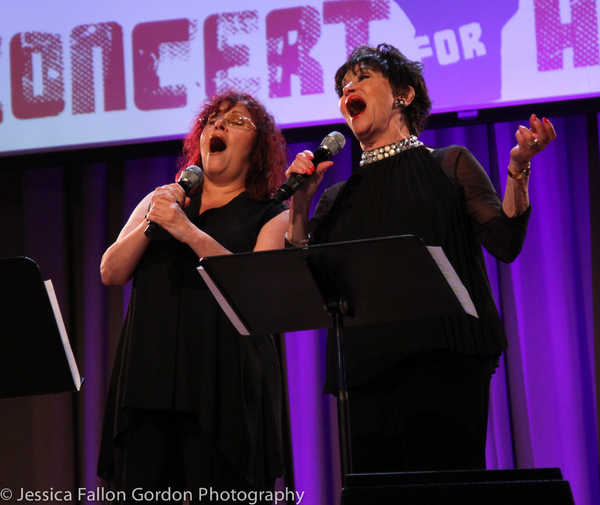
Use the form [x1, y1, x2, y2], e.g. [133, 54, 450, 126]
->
[360, 135, 423, 166]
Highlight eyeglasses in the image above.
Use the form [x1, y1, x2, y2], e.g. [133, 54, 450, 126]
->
[203, 112, 256, 131]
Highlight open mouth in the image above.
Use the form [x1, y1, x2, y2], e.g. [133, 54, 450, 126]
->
[209, 135, 227, 153]
[346, 96, 366, 119]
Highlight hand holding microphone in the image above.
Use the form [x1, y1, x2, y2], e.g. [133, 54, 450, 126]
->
[144, 165, 204, 238]
[273, 132, 346, 204]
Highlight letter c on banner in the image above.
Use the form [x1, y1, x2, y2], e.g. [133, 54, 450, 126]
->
[132, 19, 190, 111]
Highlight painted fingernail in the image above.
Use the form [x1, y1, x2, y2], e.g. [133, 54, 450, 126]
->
[531, 114, 537, 121]
[543, 117, 549, 123]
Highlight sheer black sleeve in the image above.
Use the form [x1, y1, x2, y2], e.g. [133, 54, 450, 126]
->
[308, 181, 346, 238]
[432, 145, 531, 263]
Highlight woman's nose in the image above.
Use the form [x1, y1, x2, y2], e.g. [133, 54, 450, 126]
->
[343, 81, 355, 95]
[214, 117, 227, 130]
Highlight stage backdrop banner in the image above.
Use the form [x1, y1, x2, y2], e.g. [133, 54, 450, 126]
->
[1, 0, 599, 155]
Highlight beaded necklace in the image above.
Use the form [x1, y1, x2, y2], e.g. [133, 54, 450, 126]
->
[359, 135, 423, 166]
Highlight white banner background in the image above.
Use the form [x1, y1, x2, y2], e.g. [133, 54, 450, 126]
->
[1, 0, 599, 155]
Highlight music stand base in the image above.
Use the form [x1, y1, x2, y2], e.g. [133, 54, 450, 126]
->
[340, 468, 575, 505]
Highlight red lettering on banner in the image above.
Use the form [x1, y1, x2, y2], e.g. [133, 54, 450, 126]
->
[71, 23, 126, 114]
[266, 7, 324, 98]
[534, 0, 599, 70]
[132, 19, 190, 111]
[10, 32, 65, 119]
[323, 0, 390, 57]
[204, 12, 259, 97]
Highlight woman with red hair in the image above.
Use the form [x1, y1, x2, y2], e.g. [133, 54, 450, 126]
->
[98, 91, 288, 503]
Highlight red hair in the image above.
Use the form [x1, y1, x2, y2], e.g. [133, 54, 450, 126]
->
[176, 90, 287, 201]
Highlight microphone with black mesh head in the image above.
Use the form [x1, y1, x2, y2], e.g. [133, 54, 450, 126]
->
[144, 164, 204, 238]
[272, 131, 346, 204]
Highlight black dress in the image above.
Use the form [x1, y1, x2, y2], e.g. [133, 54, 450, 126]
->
[98, 191, 287, 488]
[310, 144, 530, 471]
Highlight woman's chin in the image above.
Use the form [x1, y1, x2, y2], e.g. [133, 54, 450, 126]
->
[202, 156, 228, 174]
[349, 117, 368, 138]
[350, 123, 376, 146]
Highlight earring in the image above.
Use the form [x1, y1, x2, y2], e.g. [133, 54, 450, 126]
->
[395, 99, 406, 109]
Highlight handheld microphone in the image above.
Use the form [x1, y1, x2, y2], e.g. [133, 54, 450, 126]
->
[272, 131, 346, 204]
[144, 164, 204, 238]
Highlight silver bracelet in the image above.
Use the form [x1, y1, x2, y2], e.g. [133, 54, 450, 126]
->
[285, 231, 311, 246]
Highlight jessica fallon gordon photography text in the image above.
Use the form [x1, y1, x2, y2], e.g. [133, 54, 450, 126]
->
[11, 487, 305, 503]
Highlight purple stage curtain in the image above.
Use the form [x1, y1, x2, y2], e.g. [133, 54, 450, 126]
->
[0, 115, 598, 505]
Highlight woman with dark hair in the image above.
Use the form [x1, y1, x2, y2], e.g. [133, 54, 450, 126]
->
[98, 90, 288, 503]
[285, 44, 556, 472]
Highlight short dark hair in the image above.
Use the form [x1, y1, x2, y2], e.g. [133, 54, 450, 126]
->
[334, 44, 432, 135]
[177, 90, 287, 201]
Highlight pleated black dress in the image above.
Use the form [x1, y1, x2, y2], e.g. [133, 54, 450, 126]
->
[98, 191, 287, 488]
[310, 144, 531, 393]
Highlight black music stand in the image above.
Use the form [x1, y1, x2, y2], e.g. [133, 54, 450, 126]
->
[198, 235, 576, 505]
[0, 257, 82, 399]
[198, 235, 473, 483]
